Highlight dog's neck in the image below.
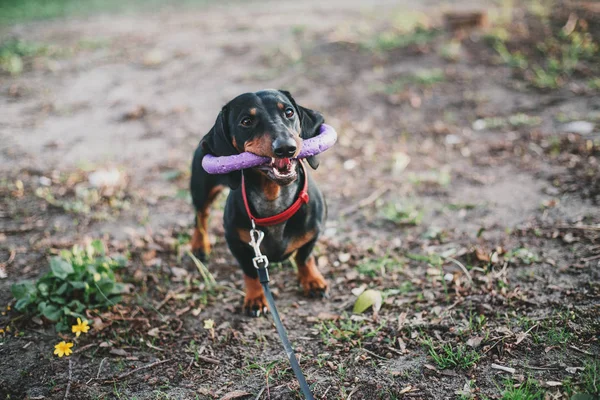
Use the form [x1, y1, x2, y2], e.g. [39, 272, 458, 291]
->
[243, 165, 303, 220]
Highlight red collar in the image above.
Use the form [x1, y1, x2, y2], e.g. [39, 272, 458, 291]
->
[241, 161, 310, 227]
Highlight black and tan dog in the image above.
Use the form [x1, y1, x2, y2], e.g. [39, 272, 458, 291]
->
[190, 89, 329, 316]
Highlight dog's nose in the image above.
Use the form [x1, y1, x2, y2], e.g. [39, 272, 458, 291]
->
[273, 138, 297, 158]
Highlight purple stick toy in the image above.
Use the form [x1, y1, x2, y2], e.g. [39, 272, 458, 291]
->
[202, 124, 337, 174]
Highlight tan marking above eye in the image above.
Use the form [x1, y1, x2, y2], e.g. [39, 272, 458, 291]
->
[277, 102, 284, 110]
[249, 108, 257, 116]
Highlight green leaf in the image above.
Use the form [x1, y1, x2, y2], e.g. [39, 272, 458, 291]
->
[41, 304, 62, 321]
[70, 281, 87, 290]
[353, 289, 383, 314]
[15, 298, 32, 310]
[49, 296, 66, 305]
[50, 257, 74, 279]
[90, 240, 105, 257]
[571, 394, 596, 400]
[11, 281, 36, 301]
[67, 300, 85, 312]
[112, 282, 128, 294]
[37, 282, 49, 297]
[56, 282, 69, 295]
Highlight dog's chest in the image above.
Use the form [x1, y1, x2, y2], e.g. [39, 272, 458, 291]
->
[251, 197, 292, 258]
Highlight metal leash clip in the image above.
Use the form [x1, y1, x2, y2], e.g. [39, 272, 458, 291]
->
[249, 220, 269, 271]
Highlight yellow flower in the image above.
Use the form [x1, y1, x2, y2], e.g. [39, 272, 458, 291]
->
[72, 318, 90, 337]
[54, 341, 73, 357]
[203, 319, 214, 330]
[0, 329, 4, 334]
[93, 273, 101, 282]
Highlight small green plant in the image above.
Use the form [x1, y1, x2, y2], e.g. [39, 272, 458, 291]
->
[357, 256, 401, 278]
[423, 338, 480, 370]
[505, 248, 539, 265]
[0, 38, 51, 74]
[468, 312, 487, 332]
[582, 359, 599, 395]
[500, 378, 544, 400]
[318, 314, 382, 348]
[367, 25, 438, 52]
[380, 202, 423, 226]
[492, 26, 599, 90]
[11, 240, 127, 331]
[544, 326, 572, 345]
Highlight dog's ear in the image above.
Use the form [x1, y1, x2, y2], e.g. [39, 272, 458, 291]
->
[200, 107, 242, 189]
[280, 90, 325, 170]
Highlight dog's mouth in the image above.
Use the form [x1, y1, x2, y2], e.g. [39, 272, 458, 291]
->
[257, 158, 298, 185]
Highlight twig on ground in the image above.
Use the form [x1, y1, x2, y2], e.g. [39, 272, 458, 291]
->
[74, 343, 97, 354]
[556, 224, 600, 231]
[523, 364, 560, 371]
[491, 363, 516, 374]
[254, 387, 266, 400]
[108, 358, 172, 381]
[581, 253, 600, 262]
[64, 359, 73, 400]
[569, 345, 593, 356]
[444, 256, 472, 285]
[197, 355, 220, 365]
[361, 348, 388, 360]
[87, 357, 108, 384]
[321, 386, 332, 399]
[347, 385, 360, 400]
[339, 186, 390, 217]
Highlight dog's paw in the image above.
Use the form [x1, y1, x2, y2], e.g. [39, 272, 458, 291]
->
[299, 273, 329, 299]
[243, 293, 269, 317]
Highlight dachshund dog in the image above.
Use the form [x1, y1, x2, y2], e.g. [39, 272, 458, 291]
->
[190, 89, 329, 316]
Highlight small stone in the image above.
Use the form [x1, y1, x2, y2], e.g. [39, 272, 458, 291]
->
[562, 121, 594, 135]
[472, 119, 486, 131]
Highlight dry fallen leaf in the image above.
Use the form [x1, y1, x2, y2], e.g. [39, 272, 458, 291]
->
[147, 327, 160, 337]
[219, 390, 251, 400]
[110, 348, 128, 356]
[467, 336, 483, 348]
[544, 381, 562, 387]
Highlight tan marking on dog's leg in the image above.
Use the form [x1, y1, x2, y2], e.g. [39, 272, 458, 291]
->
[296, 255, 328, 297]
[191, 185, 224, 256]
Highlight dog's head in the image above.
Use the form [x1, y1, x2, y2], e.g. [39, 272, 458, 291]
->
[201, 89, 324, 188]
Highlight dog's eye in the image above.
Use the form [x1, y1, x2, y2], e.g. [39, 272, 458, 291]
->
[240, 117, 253, 127]
[284, 108, 294, 118]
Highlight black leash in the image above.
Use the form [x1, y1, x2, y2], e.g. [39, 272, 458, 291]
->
[248, 223, 315, 400]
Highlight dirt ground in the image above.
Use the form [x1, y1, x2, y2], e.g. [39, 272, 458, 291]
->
[1, 0, 599, 399]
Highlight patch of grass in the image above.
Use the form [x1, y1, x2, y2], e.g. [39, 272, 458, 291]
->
[505, 248, 539, 265]
[0, 0, 219, 26]
[318, 315, 383, 348]
[379, 68, 445, 94]
[468, 312, 487, 332]
[406, 252, 443, 268]
[545, 326, 572, 345]
[422, 338, 480, 370]
[491, 22, 599, 90]
[11, 240, 128, 331]
[500, 378, 544, 400]
[0, 38, 54, 74]
[380, 202, 423, 226]
[366, 24, 439, 52]
[357, 256, 402, 278]
[408, 168, 452, 187]
[582, 359, 600, 395]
